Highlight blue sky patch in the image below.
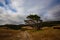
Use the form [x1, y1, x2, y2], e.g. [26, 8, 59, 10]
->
[5, 0, 11, 5]
[0, 2, 4, 7]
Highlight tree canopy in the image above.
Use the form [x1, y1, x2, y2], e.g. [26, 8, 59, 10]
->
[27, 14, 40, 21]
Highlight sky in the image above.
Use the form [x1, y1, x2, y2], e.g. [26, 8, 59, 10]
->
[0, 0, 60, 25]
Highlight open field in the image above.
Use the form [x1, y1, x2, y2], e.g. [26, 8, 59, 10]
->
[0, 25, 60, 40]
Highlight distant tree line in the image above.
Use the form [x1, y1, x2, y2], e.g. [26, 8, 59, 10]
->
[0, 21, 60, 30]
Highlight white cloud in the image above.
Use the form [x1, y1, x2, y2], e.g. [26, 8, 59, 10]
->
[0, 0, 25, 25]
[10, 0, 25, 15]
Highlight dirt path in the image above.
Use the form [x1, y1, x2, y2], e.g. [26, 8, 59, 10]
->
[17, 31, 33, 40]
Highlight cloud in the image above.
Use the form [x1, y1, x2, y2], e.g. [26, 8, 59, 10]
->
[25, 0, 60, 21]
[0, 0, 60, 25]
[0, 0, 25, 25]
[0, 10, 25, 25]
[24, 0, 54, 19]
[43, 5, 60, 21]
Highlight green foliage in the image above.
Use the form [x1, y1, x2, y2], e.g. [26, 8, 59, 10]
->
[27, 14, 40, 20]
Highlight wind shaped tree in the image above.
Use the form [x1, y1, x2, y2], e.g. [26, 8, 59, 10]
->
[25, 14, 42, 30]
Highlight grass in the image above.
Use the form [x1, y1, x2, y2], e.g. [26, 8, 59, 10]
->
[0, 25, 60, 40]
[27, 27, 60, 40]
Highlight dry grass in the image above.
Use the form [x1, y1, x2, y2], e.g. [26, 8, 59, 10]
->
[0, 25, 60, 40]
[0, 27, 21, 40]
[28, 27, 60, 40]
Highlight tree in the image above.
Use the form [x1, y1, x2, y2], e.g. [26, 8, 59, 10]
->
[25, 14, 42, 30]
